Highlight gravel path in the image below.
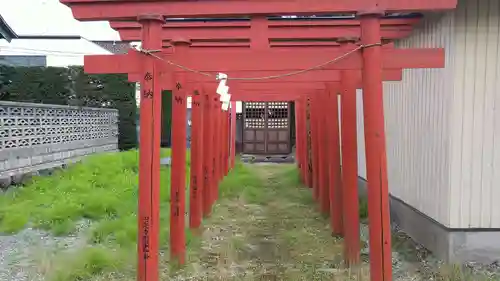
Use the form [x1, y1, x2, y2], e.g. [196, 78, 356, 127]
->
[360, 223, 500, 280]
[3, 222, 498, 281]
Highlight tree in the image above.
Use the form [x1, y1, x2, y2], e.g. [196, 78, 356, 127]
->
[0, 65, 71, 105]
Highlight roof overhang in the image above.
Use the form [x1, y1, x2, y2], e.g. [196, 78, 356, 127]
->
[0, 14, 18, 42]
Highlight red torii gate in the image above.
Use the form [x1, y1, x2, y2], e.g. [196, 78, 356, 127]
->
[131, 68, 397, 235]
[95, 31, 436, 281]
[59, 1, 457, 281]
[229, 78, 362, 268]
[85, 41, 441, 254]
[120, 42, 407, 268]
[83, 35, 432, 270]
[188, 85, 345, 257]
[82, 40, 442, 278]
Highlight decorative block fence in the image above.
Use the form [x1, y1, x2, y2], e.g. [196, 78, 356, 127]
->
[0, 101, 119, 184]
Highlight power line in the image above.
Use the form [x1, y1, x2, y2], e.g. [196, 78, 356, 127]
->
[1, 50, 82, 57]
[1, 43, 380, 82]
[0, 46, 110, 57]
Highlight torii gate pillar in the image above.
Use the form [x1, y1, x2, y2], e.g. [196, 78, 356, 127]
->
[317, 91, 330, 216]
[340, 69, 361, 265]
[337, 38, 361, 265]
[170, 40, 191, 266]
[136, 15, 164, 281]
[294, 99, 304, 182]
[203, 91, 215, 218]
[326, 86, 342, 236]
[359, 11, 392, 281]
[189, 87, 204, 231]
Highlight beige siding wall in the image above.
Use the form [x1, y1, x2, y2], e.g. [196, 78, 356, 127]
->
[381, 12, 456, 227]
[378, 0, 500, 228]
[448, 0, 500, 228]
[356, 89, 367, 180]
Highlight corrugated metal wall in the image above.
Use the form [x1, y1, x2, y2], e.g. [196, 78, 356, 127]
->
[378, 0, 500, 228]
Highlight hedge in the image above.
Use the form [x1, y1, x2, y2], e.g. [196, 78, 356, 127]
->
[0, 65, 138, 150]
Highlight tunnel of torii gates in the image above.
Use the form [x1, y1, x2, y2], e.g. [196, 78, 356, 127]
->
[60, 0, 457, 281]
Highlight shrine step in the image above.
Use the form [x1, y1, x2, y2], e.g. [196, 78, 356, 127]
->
[240, 154, 295, 164]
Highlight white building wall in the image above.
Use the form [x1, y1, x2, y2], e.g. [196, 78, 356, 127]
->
[0, 0, 120, 67]
[0, 38, 112, 67]
[380, 0, 500, 229]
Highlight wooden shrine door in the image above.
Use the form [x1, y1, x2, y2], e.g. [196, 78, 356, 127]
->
[242, 101, 291, 155]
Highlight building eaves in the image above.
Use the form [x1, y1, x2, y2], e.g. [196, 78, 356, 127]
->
[89, 40, 131, 54]
[0, 14, 18, 42]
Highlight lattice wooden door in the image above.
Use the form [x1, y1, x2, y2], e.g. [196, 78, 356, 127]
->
[242, 101, 291, 155]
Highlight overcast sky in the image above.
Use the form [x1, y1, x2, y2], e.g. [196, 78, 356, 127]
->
[1, 0, 120, 40]
[0, 0, 122, 66]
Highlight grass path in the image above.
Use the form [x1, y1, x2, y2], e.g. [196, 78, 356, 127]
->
[170, 163, 369, 281]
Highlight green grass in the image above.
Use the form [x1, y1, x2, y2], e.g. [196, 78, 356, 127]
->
[0, 149, 181, 239]
[359, 196, 368, 220]
[218, 161, 266, 203]
[0, 149, 195, 280]
[0, 149, 262, 281]
[47, 246, 131, 281]
[2, 154, 464, 281]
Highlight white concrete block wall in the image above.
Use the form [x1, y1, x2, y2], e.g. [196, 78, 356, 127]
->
[0, 102, 119, 179]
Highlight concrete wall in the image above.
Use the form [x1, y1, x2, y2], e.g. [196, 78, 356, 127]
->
[0, 101, 118, 183]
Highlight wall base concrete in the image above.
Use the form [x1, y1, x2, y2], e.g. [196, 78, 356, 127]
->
[0, 141, 117, 178]
[358, 178, 500, 264]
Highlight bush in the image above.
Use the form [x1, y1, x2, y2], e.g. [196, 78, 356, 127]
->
[0, 65, 138, 150]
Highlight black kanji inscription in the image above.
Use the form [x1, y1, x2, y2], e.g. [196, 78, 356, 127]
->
[144, 72, 153, 81]
[142, 90, 153, 99]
